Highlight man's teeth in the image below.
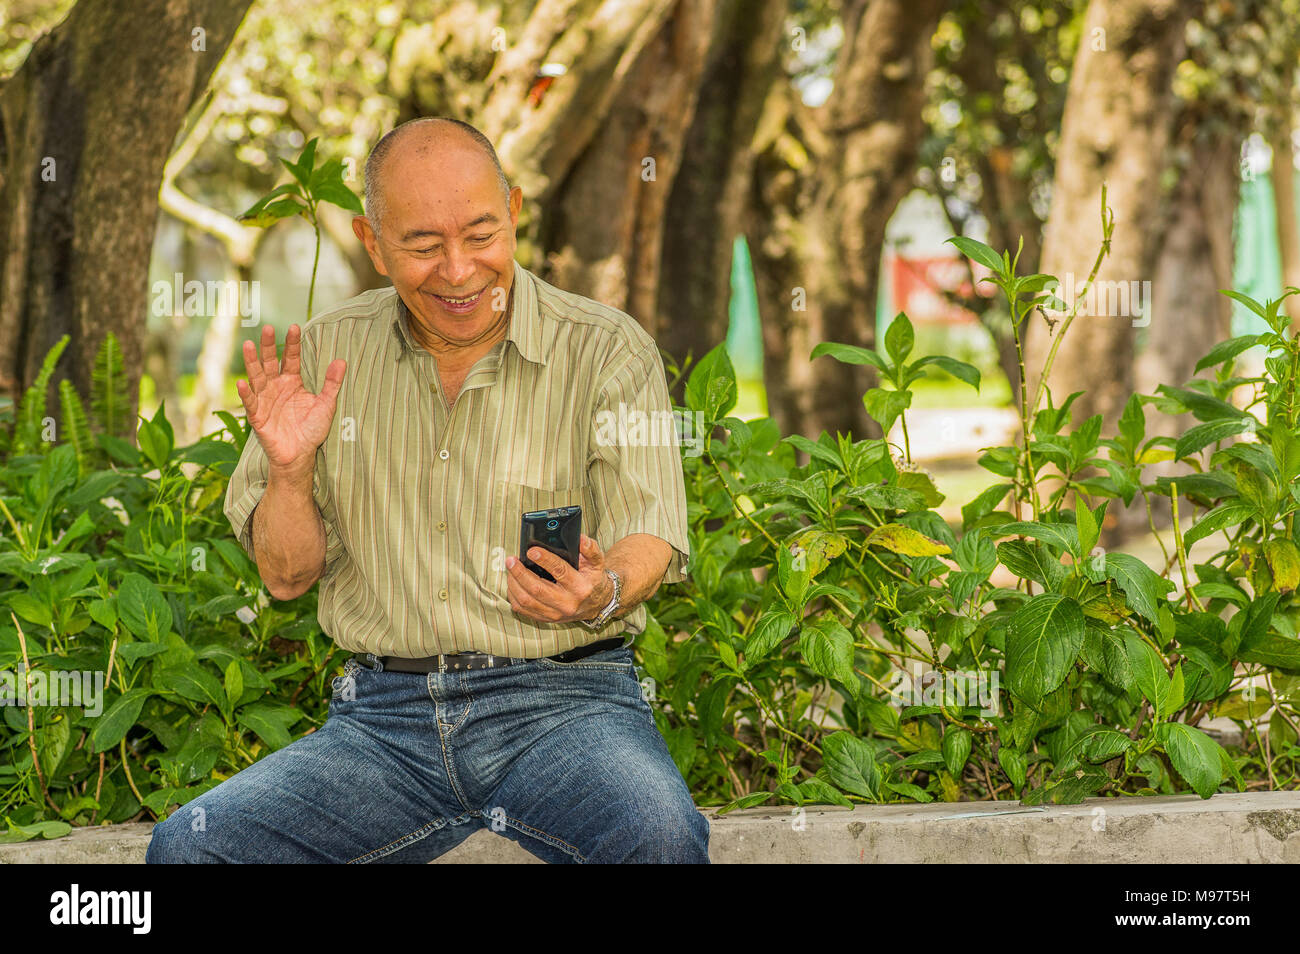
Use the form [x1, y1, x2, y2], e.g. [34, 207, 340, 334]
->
[439, 290, 482, 304]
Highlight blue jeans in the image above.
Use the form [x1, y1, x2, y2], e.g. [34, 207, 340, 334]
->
[146, 645, 710, 863]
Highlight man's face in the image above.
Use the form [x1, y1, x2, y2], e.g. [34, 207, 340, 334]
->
[354, 138, 522, 346]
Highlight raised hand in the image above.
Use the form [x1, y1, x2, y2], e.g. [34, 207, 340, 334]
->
[236, 324, 346, 474]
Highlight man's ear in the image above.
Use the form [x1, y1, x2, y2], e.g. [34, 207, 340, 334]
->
[508, 186, 523, 230]
[352, 216, 390, 277]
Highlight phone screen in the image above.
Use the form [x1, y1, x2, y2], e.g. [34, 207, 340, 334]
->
[520, 505, 582, 582]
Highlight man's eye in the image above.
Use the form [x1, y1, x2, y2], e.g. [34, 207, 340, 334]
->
[470, 234, 493, 244]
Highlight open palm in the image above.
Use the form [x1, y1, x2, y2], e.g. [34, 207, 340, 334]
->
[237, 324, 346, 471]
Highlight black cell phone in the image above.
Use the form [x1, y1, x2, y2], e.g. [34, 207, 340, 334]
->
[520, 505, 582, 582]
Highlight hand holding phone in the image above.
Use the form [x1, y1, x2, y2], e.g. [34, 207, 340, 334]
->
[519, 505, 582, 582]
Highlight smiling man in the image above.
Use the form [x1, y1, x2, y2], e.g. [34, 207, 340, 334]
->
[146, 117, 709, 864]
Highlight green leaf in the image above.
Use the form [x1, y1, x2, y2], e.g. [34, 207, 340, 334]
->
[1005, 594, 1086, 706]
[1176, 419, 1254, 459]
[810, 341, 890, 372]
[909, 354, 980, 390]
[866, 523, 950, 557]
[942, 727, 972, 776]
[745, 610, 795, 660]
[997, 540, 1067, 590]
[962, 483, 1011, 529]
[844, 484, 926, 511]
[1101, 552, 1174, 624]
[997, 520, 1080, 559]
[91, 689, 152, 752]
[862, 387, 911, 432]
[884, 312, 915, 366]
[158, 663, 226, 710]
[1194, 334, 1264, 373]
[236, 703, 303, 751]
[1125, 633, 1169, 708]
[998, 747, 1027, 789]
[684, 343, 737, 422]
[822, 732, 881, 800]
[1157, 723, 1225, 798]
[1184, 502, 1254, 548]
[118, 572, 173, 640]
[799, 617, 857, 690]
[947, 236, 1005, 275]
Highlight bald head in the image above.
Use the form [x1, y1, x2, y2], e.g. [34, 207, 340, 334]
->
[363, 117, 511, 240]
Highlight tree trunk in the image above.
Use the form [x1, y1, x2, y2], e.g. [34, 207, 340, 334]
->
[1024, 0, 1195, 432]
[754, 0, 946, 440]
[538, 0, 717, 330]
[0, 0, 253, 437]
[656, 0, 785, 382]
[1271, 88, 1300, 316]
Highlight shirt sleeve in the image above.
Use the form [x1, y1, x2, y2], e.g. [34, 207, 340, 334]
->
[587, 343, 691, 584]
[222, 325, 348, 583]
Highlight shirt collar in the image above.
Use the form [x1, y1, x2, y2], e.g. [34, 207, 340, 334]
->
[390, 259, 550, 366]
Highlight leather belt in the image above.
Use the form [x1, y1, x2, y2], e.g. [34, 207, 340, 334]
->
[355, 636, 626, 674]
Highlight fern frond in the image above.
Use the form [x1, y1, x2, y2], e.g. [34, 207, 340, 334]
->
[91, 332, 126, 437]
[15, 335, 69, 453]
[60, 379, 93, 476]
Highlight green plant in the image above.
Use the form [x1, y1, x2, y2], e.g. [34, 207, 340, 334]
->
[641, 195, 1300, 811]
[238, 136, 364, 319]
[0, 337, 344, 841]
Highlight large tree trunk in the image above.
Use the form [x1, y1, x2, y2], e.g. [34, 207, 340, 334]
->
[1271, 79, 1300, 318]
[0, 0, 253, 437]
[656, 0, 785, 384]
[754, 0, 947, 440]
[536, 0, 716, 330]
[1024, 0, 1195, 431]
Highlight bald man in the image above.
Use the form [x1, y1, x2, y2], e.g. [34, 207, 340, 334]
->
[147, 117, 709, 864]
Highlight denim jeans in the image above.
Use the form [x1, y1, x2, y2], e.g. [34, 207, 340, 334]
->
[146, 645, 710, 863]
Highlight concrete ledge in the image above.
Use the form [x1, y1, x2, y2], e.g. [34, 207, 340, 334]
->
[2, 791, 1298, 863]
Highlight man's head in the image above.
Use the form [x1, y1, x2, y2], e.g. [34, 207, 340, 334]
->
[353, 117, 522, 348]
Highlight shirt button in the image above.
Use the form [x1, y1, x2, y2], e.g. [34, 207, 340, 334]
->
[439, 588, 449, 601]
[437, 521, 447, 532]
[439, 449, 450, 460]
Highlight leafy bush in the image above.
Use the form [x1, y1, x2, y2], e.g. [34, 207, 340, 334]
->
[0, 336, 342, 841]
[647, 214, 1300, 811]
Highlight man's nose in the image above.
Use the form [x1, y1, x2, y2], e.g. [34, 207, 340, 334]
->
[440, 244, 476, 286]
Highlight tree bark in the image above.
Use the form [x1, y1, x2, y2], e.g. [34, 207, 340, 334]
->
[0, 0, 252, 437]
[537, 0, 717, 331]
[656, 0, 786, 382]
[1271, 83, 1300, 316]
[1024, 0, 1195, 432]
[753, 0, 947, 440]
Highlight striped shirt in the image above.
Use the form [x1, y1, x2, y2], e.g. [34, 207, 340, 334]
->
[224, 259, 691, 658]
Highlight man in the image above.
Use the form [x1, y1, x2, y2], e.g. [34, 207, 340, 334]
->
[147, 117, 709, 864]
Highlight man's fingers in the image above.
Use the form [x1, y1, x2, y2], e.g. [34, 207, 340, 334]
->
[281, 324, 302, 377]
[235, 377, 258, 422]
[259, 323, 280, 378]
[527, 546, 574, 583]
[241, 337, 267, 393]
[317, 358, 347, 404]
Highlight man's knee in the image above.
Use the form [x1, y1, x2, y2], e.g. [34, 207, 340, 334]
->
[146, 801, 230, 864]
[606, 800, 711, 864]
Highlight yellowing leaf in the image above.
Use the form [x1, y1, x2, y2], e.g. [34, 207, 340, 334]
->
[867, 523, 950, 557]
[1264, 539, 1300, 593]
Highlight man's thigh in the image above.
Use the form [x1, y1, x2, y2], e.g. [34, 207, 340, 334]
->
[146, 660, 480, 864]
[483, 653, 711, 864]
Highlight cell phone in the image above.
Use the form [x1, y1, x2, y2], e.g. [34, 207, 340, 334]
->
[520, 505, 582, 583]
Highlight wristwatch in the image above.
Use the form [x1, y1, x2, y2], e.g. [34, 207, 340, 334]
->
[580, 569, 622, 630]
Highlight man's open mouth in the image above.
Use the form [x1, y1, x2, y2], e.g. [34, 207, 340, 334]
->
[434, 287, 486, 306]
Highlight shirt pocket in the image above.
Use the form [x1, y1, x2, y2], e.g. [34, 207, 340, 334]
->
[477, 479, 590, 602]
